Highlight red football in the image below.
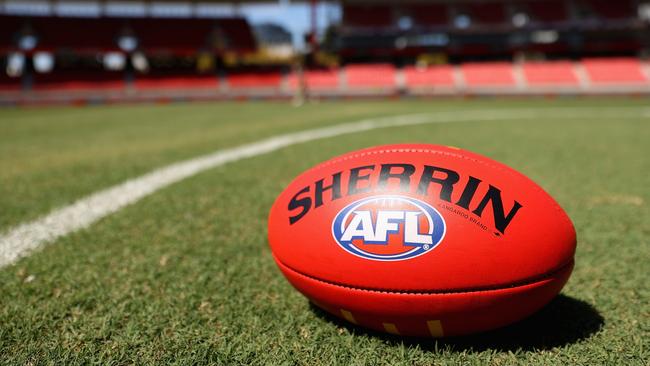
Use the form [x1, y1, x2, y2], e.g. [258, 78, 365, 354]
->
[268, 144, 576, 337]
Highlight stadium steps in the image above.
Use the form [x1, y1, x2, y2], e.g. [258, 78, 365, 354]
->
[521, 61, 580, 87]
[582, 58, 649, 85]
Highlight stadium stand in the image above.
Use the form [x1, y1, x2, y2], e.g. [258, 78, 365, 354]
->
[522, 61, 579, 86]
[216, 18, 257, 53]
[31, 17, 121, 52]
[403, 65, 456, 88]
[287, 69, 340, 91]
[129, 18, 215, 55]
[133, 72, 218, 90]
[344, 64, 396, 89]
[582, 57, 648, 84]
[461, 62, 516, 87]
[1, 2, 649, 104]
[226, 69, 283, 89]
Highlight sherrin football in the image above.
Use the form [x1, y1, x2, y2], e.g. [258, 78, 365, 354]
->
[268, 144, 576, 337]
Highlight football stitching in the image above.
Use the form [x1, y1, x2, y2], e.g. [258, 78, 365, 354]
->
[275, 256, 574, 295]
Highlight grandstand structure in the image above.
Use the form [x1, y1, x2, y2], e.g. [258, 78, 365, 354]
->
[1, 0, 650, 104]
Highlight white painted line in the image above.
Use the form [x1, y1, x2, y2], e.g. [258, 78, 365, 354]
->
[0, 107, 646, 268]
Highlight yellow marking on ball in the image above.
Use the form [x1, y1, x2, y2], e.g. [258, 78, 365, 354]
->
[340, 309, 357, 324]
[427, 320, 444, 337]
[382, 322, 400, 335]
[446, 145, 461, 150]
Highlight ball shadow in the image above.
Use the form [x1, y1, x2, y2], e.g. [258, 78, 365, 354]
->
[308, 294, 604, 352]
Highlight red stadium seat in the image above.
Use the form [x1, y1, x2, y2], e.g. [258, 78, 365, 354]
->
[522, 61, 579, 86]
[287, 69, 340, 90]
[461, 62, 515, 87]
[227, 71, 282, 89]
[134, 73, 218, 90]
[345, 64, 396, 88]
[582, 58, 648, 84]
[403, 65, 455, 88]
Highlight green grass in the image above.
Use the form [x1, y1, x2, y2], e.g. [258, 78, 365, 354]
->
[0, 99, 649, 365]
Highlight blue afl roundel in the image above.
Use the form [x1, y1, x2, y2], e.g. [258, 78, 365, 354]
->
[331, 195, 446, 261]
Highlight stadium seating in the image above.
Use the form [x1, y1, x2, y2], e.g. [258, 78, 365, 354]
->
[226, 70, 283, 89]
[31, 17, 121, 52]
[134, 72, 218, 90]
[522, 61, 579, 86]
[130, 18, 215, 55]
[403, 65, 455, 88]
[582, 58, 648, 84]
[461, 62, 516, 87]
[213, 18, 257, 53]
[287, 69, 340, 91]
[344, 64, 396, 88]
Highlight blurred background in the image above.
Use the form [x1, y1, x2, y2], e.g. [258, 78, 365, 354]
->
[1, 0, 649, 104]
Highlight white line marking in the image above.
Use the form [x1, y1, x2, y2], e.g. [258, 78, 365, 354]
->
[0, 107, 646, 267]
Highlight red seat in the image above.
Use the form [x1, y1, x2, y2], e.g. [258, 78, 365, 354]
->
[582, 58, 648, 84]
[227, 72, 282, 88]
[134, 73, 218, 90]
[288, 69, 339, 90]
[461, 62, 515, 87]
[403, 66, 455, 88]
[345, 64, 396, 88]
[522, 61, 579, 86]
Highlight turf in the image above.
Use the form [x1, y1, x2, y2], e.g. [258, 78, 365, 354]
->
[0, 99, 648, 365]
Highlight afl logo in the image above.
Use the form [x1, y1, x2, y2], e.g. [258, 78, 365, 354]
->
[332, 196, 446, 261]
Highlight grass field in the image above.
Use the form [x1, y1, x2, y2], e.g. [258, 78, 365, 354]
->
[0, 99, 648, 365]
